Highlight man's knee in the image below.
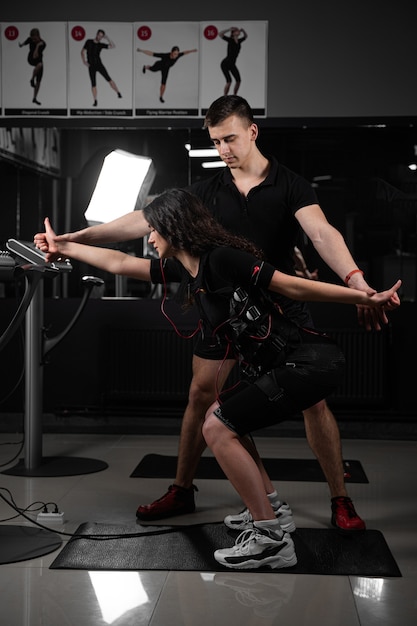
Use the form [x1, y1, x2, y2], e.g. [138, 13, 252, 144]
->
[187, 374, 217, 412]
[303, 398, 330, 421]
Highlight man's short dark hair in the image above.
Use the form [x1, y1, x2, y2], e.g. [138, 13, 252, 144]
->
[204, 95, 254, 128]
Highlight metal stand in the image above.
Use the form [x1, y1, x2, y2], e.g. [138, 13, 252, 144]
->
[0, 250, 107, 564]
[2, 274, 108, 477]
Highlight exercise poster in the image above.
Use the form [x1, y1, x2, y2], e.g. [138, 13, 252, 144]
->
[0, 20, 267, 118]
[67, 21, 133, 117]
[199, 21, 268, 116]
[134, 22, 199, 117]
[1, 22, 67, 117]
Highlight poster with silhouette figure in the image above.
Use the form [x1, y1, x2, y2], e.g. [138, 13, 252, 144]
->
[134, 22, 199, 117]
[68, 21, 133, 117]
[1, 21, 67, 117]
[199, 21, 267, 116]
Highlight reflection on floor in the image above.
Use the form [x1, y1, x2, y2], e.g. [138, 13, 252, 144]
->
[0, 432, 416, 625]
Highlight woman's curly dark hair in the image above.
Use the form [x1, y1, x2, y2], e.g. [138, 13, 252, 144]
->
[143, 188, 263, 258]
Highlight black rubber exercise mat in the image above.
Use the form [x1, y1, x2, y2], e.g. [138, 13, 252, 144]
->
[50, 522, 401, 577]
[130, 454, 368, 483]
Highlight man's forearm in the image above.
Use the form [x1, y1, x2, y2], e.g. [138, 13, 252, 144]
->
[64, 210, 149, 245]
[312, 226, 365, 287]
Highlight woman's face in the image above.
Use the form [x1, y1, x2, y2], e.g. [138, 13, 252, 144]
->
[147, 227, 173, 258]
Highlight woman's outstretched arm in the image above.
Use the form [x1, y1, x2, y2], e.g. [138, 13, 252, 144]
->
[44, 217, 152, 282]
[269, 269, 401, 309]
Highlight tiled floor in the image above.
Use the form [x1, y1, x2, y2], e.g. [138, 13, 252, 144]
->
[0, 431, 416, 625]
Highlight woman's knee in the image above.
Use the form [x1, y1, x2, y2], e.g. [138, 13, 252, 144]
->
[201, 413, 215, 446]
[202, 410, 228, 447]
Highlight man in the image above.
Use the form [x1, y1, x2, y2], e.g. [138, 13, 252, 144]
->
[81, 29, 122, 107]
[35, 96, 398, 532]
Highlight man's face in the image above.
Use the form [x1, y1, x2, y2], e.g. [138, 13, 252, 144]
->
[208, 115, 257, 170]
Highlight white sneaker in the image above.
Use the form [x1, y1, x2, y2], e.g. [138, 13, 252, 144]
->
[224, 502, 296, 533]
[214, 526, 297, 570]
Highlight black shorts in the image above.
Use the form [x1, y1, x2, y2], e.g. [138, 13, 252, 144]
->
[213, 332, 345, 437]
[89, 62, 111, 86]
[193, 333, 232, 360]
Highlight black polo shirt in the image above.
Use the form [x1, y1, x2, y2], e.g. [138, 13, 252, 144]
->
[188, 155, 318, 274]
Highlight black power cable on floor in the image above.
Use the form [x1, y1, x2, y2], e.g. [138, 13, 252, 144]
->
[0, 488, 181, 541]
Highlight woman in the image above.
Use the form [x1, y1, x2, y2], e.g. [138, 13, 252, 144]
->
[42, 188, 400, 570]
[138, 46, 197, 103]
[218, 27, 247, 95]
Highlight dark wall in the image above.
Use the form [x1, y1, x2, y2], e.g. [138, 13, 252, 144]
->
[3, 1, 417, 120]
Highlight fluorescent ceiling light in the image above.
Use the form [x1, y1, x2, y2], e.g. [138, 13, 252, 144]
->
[188, 148, 219, 158]
[184, 144, 219, 158]
[312, 175, 332, 181]
[201, 161, 227, 168]
[84, 149, 155, 225]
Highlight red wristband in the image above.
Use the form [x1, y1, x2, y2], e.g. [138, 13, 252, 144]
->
[344, 269, 364, 285]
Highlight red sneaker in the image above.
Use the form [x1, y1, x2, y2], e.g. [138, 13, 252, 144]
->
[331, 496, 366, 532]
[136, 484, 198, 521]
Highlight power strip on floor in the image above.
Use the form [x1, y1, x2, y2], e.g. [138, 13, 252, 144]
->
[37, 511, 65, 524]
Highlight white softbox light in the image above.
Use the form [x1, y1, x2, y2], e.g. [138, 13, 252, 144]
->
[84, 149, 155, 225]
